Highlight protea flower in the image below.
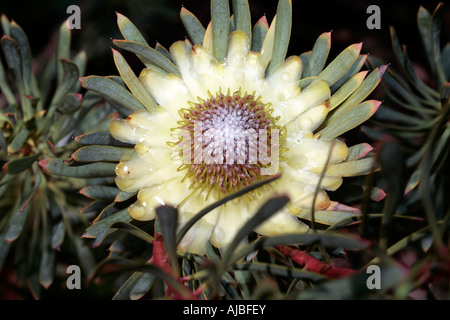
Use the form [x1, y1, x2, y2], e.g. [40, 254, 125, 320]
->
[45, 0, 386, 257]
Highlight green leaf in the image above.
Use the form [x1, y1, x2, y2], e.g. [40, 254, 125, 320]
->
[9, 21, 32, 93]
[180, 7, 206, 45]
[0, 56, 16, 104]
[79, 186, 120, 201]
[116, 12, 149, 46]
[317, 43, 362, 87]
[56, 22, 71, 84]
[1, 35, 22, 78]
[4, 171, 41, 242]
[4, 201, 32, 243]
[318, 100, 381, 139]
[8, 127, 30, 153]
[83, 208, 131, 239]
[39, 212, 55, 289]
[130, 273, 155, 300]
[232, 0, 251, 45]
[113, 39, 179, 75]
[267, 0, 291, 76]
[79, 76, 145, 111]
[73, 50, 87, 79]
[1, 14, 10, 36]
[51, 219, 65, 250]
[3, 153, 39, 174]
[110, 221, 154, 244]
[0, 130, 7, 153]
[39, 159, 116, 178]
[378, 140, 407, 250]
[430, 3, 446, 87]
[323, 157, 378, 177]
[113, 271, 147, 300]
[75, 130, 133, 147]
[112, 48, 157, 110]
[303, 32, 331, 78]
[417, 4, 446, 87]
[211, 0, 230, 62]
[328, 71, 367, 111]
[71, 145, 133, 162]
[330, 54, 367, 93]
[52, 59, 79, 104]
[251, 16, 268, 53]
[322, 65, 387, 127]
[57, 92, 82, 114]
[115, 191, 137, 202]
[347, 143, 373, 161]
[155, 206, 180, 276]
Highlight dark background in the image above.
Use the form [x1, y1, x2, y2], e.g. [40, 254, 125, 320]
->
[0, 0, 448, 78]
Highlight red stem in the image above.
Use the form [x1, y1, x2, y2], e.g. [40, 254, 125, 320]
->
[276, 245, 357, 279]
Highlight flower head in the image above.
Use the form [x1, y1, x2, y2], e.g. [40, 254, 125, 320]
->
[82, 0, 386, 255]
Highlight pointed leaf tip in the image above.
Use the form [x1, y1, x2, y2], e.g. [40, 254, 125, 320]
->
[378, 64, 389, 77]
[38, 159, 49, 170]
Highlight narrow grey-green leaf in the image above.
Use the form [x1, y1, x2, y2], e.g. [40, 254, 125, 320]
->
[0, 14, 10, 36]
[116, 12, 149, 46]
[180, 7, 206, 45]
[232, 0, 252, 45]
[303, 32, 331, 78]
[317, 42, 362, 87]
[251, 16, 269, 52]
[1, 35, 22, 78]
[324, 65, 387, 123]
[0, 57, 16, 104]
[4, 202, 31, 243]
[57, 92, 82, 114]
[10, 21, 32, 92]
[71, 145, 133, 162]
[4, 172, 41, 242]
[51, 219, 65, 250]
[80, 186, 120, 201]
[52, 59, 79, 103]
[211, 0, 230, 62]
[79, 76, 145, 111]
[155, 205, 180, 276]
[75, 130, 134, 147]
[110, 221, 155, 244]
[56, 22, 71, 84]
[267, 0, 292, 76]
[115, 191, 137, 202]
[3, 153, 39, 174]
[112, 48, 157, 110]
[8, 127, 30, 153]
[113, 39, 179, 75]
[39, 159, 116, 178]
[83, 208, 131, 238]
